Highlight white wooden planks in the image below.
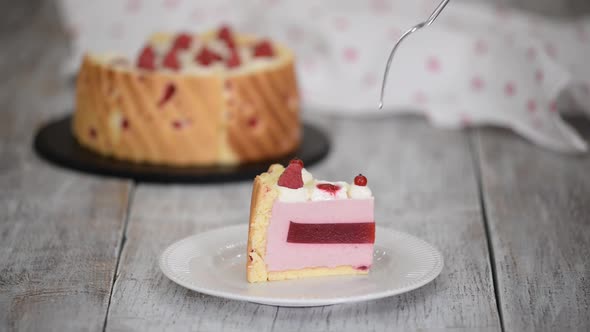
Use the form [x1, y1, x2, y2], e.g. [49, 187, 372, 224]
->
[475, 124, 590, 331]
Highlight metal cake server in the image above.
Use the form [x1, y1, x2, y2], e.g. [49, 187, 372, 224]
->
[379, 0, 451, 109]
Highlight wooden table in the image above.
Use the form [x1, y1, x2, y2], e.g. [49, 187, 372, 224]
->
[1, 2, 589, 331]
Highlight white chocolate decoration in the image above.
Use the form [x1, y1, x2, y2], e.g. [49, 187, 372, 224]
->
[348, 184, 373, 199]
[301, 168, 313, 184]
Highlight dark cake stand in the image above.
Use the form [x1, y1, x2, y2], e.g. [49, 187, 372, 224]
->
[33, 115, 330, 183]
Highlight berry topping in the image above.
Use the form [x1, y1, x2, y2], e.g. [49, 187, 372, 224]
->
[121, 118, 130, 130]
[137, 45, 155, 70]
[218, 25, 236, 49]
[247, 116, 258, 128]
[316, 183, 341, 195]
[354, 174, 367, 186]
[195, 47, 223, 66]
[172, 120, 183, 129]
[278, 163, 303, 189]
[172, 33, 192, 50]
[289, 158, 304, 167]
[253, 40, 274, 57]
[224, 80, 233, 91]
[158, 83, 176, 107]
[162, 50, 180, 71]
[226, 49, 241, 68]
[172, 119, 191, 130]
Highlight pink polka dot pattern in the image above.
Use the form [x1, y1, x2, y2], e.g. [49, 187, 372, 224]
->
[545, 43, 557, 58]
[164, 0, 180, 9]
[388, 27, 403, 41]
[426, 56, 441, 73]
[471, 76, 484, 91]
[362, 73, 378, 87]
[460, 114, 472, 127]
[343, 47, 358, 63]
[371, 0, 391, 13]
[474, 39, 488, 55]
[527, 99, 537, 112]
[504, 82, 516, 97]
[526, 47, 536, 60]
[333, 17, 349, 31]
[535, 69, 544, 83]
[413, 91, 428, 104]
[126, 0, 141, 13]
[61, 0, 590, 153]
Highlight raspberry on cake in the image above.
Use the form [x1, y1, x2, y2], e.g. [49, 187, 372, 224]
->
[247, 160, 375, 282]
[73, 25, 300, 166]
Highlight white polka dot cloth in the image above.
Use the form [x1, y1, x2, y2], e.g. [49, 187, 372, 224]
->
[58, 0, 590, 152]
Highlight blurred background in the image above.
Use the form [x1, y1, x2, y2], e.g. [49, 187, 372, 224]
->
[2, 0, 590, 152]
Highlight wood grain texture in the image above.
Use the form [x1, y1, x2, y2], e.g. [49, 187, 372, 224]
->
[104, 184, 278, 332]
[105, 115, 500, 331]
[0, 2, 133, 331]
[475, 120, 590, 331]
[0, 170, 131, 332]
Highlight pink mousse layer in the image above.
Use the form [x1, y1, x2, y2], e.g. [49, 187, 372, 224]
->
[265, 199, 374, 272]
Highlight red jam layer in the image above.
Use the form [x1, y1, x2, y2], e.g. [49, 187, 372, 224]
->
[286, 221, 375, 244]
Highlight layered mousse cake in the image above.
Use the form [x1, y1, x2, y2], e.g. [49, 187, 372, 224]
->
[73, 25, 300, 166]
[247, 159, 375, 282]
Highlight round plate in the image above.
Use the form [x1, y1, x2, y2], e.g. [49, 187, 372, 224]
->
[159, 224, 444, 307]
[33, 116, 330, 183]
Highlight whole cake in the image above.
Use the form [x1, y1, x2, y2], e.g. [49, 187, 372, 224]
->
[73, 25, 300, 166]
[247, 159, 375, 282]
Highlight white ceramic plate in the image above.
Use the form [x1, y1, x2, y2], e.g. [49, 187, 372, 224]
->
[159, 224, 443, 307]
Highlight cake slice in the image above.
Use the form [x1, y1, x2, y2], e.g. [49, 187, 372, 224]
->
[247, 159, 375, 282]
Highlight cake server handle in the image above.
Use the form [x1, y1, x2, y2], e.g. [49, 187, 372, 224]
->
[378, 0, 451, 110]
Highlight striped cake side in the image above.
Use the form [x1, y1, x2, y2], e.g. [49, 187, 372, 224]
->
[73, 32, 301, 166]
[73, 55, 224, 166]
[225, 59, 300, 162]
[246, 164, 284, 282]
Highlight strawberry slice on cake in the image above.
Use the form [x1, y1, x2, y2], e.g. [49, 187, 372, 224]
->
[247, 160, 375, 282]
